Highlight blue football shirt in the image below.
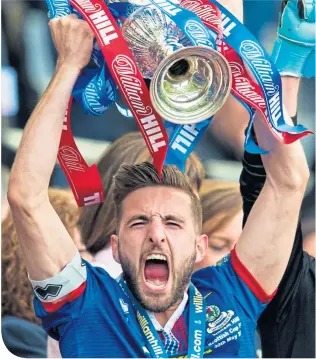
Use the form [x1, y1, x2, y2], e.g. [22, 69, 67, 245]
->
[33, 249, 274, 358]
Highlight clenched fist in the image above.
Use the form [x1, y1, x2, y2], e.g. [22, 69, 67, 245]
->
[49, 14, 94, 71]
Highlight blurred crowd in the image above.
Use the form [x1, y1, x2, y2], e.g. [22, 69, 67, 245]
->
[1, 0, 315, 358]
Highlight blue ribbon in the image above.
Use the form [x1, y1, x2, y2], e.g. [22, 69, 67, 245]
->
[72, 64, 117, 116]
[45, 0, 117, 116]
[118, 277, 206, 358]
[209, 0, 308, 135]
[165, 119, 213, 170]
[243, 104, 268, 155]
[46, 0, 310, 171]
[46, 0, 72, 19]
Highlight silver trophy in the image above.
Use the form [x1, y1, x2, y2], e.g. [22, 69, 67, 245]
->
[121, 4, 232, 124]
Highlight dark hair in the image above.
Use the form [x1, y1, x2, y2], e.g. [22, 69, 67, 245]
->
[79, 132, 205, 254]
[112, 162, 202, 231]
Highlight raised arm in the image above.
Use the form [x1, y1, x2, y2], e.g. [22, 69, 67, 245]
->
[235, 87, 309, 294]
[235, 0, 314, 295]
[7, 15, 94, 280]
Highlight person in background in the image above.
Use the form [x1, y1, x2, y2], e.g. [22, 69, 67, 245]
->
[79, 131, 205, 276]
[2, 188, 90, 358]
[195, 179, 242, 270]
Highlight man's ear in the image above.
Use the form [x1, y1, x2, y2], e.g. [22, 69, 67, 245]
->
[195, 234, 208, 264]
[111, 234, 121, 264]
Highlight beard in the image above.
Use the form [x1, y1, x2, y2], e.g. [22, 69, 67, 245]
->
[118, 244, 196, 312]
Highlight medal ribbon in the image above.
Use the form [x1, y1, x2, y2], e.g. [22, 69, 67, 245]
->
[118, 277, 206, 358]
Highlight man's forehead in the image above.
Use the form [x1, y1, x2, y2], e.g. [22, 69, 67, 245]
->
[121, 186, 192, 214]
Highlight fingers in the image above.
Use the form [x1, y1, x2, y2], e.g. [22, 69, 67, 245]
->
[48, 12, 95, 70]
[48, 14, 94, 41]
[48, 13, 78, 26]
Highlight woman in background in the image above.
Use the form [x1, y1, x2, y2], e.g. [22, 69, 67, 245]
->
[195, 179, 243, 269]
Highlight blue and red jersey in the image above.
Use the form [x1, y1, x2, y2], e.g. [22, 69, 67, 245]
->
[33, 248, 275, 358]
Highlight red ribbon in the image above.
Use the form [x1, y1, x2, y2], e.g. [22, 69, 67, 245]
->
[59, 0, 169, 206]
[70, 0, 168, 169]
[180, 0, 312, 144]
[58, 98, 104, 207]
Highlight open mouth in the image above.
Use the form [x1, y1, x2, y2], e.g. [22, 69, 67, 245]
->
[143, 254, 170, 289]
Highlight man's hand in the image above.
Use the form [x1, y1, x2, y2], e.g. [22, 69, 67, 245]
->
[49, 14, 94, 71]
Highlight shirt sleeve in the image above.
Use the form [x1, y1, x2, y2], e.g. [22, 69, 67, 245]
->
[215, 250, 276, 322]
[30, 252, 117, 340]
[30, 251, 87, 312]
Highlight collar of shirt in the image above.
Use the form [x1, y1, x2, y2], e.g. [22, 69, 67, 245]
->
[146, 292, 189, 332]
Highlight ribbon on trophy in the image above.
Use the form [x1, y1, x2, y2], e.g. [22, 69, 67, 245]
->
[45, 0, 169, 206]
[58, 97, 105, 207]
[166, 0, 312, 167]
[46, 0, 106, 207]
[46, 0, 313, 205]
[106, 0, 312, 169]
[179, 0, 312, 142]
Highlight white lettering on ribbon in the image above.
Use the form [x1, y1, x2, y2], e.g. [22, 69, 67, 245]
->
[63, 109, 68, 131]
[112, 55, 166, 152]
[268, 92, 282, 124]
[59, 146, 86, 173]
[89, 10, 118, 45]
[185, 19, 212, 46]
[171, 124, 199, 154]
[240, 40, 281, 123]
[191, 330, 203, 357]
[229, 62, 266, 109]
[152, 0, 182, 16]
[137, 312, 164, 356]
[221, 12, 236, 37]
[180, 0, 222, 30]
[50, 0, 71, 17]
[83, 82, 107, 114]
[84, 192, 101, 206]
[74, 0, 99, 13]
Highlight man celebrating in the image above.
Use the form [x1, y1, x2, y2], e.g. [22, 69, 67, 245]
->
[8, 3, 310, 359]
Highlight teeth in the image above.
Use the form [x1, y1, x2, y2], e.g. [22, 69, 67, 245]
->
[147, 254, 167, 261]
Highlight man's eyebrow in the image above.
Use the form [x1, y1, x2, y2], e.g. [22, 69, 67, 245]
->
[126, 215, 149, 225]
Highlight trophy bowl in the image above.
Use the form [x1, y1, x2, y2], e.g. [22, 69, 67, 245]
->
[121, 4, 232, 124]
